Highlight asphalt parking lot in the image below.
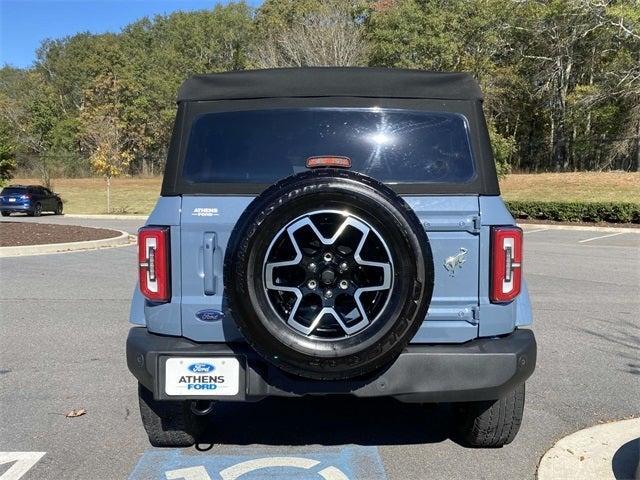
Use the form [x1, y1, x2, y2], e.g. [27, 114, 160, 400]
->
[0, 215, 638, 479]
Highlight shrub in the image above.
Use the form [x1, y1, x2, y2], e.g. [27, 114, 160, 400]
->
[506, 201, 640, 224]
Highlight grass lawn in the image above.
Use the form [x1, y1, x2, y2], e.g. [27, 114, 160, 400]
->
[11, 172, 640, 215]
[12, 177, 162, 214]
[500, 172, 640, 204]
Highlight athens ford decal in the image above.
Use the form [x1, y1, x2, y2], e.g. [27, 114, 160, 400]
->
[179, 375, 223, 391]
[192, 207, 219, 217]
[165, 357, 240, 396]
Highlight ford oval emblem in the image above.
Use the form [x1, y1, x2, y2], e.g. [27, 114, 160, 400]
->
[188, 363, 215, 373]
[196, 309, 224, 322]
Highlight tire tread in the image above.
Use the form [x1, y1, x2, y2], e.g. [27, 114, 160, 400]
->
[456, 383, 525, 448]
[137, 384, 201, 448]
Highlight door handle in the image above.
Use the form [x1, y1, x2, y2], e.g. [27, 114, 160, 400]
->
[203, 232, 216, 295]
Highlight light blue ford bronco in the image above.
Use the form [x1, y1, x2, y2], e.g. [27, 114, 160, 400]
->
[127, 68, 536, 448]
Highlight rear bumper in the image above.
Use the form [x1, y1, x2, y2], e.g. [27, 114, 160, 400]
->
[126, 327, 536, 403]
[0, 204, 30, 212]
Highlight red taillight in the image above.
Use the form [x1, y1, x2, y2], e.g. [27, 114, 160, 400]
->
[138, 226, 170, 302]
[490, 226, 523, 303]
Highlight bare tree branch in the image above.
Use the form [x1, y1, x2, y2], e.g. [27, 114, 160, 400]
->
[250, 4, 368, 68]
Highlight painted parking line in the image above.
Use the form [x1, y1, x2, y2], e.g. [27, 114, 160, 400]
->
[0, 452, 46, 480]
[523, 228, 550, 234]
[538, 417, 640, 480]
[129, 446, 386, 480]
[578, 232, 627, 243]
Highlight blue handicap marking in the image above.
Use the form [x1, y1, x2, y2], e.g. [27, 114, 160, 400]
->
[129, 445, 387, 480]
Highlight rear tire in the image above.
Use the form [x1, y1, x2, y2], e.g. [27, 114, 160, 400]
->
[454, 383, 525, 448]
[1, 211, 9, 217]
[137, 384, 203, 448]
[55, 202, 63, 215]
[29, 203, 42, 217]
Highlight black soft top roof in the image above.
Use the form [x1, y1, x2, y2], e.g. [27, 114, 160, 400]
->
[178, 68, 483, 102]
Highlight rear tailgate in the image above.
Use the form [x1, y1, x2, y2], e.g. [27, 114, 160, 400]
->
[179, 195, 480, 343]
[405, 196, 480, 343]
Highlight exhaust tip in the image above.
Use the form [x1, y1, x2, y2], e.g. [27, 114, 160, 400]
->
[190, 400, 214, 416]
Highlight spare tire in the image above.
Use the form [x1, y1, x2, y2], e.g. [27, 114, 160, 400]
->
[224, 169, 434, 380]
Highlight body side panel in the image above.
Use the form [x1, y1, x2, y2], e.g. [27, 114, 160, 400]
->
[141, 197, 183, 335]
[478, 195, 532, 335]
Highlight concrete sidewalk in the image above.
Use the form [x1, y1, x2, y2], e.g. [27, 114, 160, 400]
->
[538, 418, 640, 480]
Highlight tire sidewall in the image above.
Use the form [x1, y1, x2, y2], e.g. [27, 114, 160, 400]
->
[225, 170, 434, 378]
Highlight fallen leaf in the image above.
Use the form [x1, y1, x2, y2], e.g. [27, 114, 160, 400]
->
[579, 456, 585, 461]
[66, 408, 86, 418]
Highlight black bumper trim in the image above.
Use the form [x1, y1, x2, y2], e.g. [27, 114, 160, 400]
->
[126, 327, 536, 403]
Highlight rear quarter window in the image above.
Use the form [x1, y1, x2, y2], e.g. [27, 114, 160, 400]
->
[181, 108, 476, 186]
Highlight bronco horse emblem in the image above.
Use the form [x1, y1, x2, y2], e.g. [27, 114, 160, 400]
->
[444, 248, 468, 276]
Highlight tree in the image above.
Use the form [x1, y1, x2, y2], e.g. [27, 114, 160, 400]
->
[118, 3, 254, 174]
[0, 68, 63, 186]
[590, 1, 640, 171]
[251, 0, 368, 67]
[365, 0, 522, 172]
[80, 75, 133, 213]
[1, 0, 639, 175]
[0, 120, 17, 185]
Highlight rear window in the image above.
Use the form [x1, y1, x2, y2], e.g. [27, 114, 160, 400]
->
[182, 108, 475, 185]
[1, 187, 27, 195]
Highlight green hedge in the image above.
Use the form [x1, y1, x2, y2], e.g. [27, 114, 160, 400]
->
[506, 201, 640, 224]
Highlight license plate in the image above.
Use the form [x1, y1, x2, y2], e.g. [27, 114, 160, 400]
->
[8, 198, 16, 202]
[164, 357, 240, 396]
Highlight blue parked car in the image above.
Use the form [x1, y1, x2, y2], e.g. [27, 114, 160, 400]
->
[0, 185, 63, 217]
[127, 68, 536, 448]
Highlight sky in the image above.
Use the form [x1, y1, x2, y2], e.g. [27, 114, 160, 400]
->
[0, 0, 262, 68]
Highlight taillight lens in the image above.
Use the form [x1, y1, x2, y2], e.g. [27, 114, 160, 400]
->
[490, 226, 523, 303]
[138, 226, 170, 302]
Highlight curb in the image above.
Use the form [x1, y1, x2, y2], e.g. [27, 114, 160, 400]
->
[0, 229, 134, 257]
[518, 223, 639, 233]
[537, 417, 640, 480]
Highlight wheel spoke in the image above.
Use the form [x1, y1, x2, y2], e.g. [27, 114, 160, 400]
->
[263, 210, 394, 338]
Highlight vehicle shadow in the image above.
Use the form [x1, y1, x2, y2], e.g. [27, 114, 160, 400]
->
[580, 318, 640, 376]
[612, 436, 640, 479]
[197, 396, 453, 447]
